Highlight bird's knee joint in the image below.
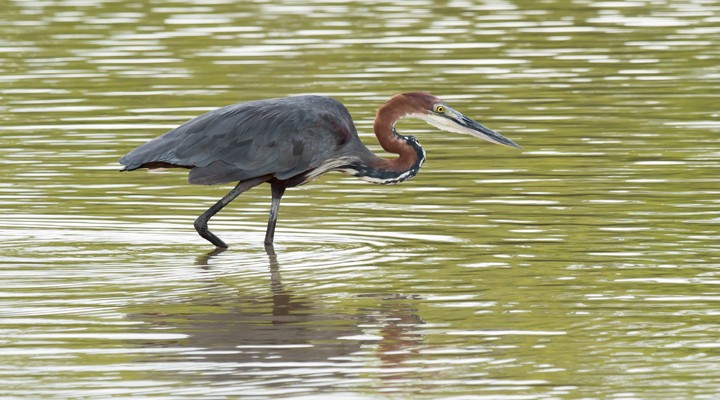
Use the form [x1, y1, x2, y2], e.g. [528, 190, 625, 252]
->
[194, 217, 207, 233]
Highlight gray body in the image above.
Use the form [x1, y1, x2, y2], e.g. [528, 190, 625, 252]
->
[120, 95, 372, 186]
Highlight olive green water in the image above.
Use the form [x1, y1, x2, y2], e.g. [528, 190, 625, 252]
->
[2, 0, 720, 398]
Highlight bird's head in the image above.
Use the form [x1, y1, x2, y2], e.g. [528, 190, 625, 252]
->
[386, 92, 521, 149]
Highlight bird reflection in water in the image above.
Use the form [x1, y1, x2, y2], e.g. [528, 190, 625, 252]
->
[131, 246, 427, 389]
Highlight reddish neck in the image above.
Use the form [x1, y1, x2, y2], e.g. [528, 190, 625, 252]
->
[337, 97, 425, 184]
[372, 97, 421, 172]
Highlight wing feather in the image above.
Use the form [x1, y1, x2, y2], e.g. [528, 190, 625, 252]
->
[119, 96, 359, 185]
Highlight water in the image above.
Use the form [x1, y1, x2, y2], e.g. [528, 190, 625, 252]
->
[2, 0, 720, 398]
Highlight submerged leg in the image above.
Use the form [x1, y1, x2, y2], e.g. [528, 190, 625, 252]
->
[194, 177, 267, 248]
[264, 183, 286, 245]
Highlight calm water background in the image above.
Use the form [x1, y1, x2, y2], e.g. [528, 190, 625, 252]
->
[2, 0, 720, 398]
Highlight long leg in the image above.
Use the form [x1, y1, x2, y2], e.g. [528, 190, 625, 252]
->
[264, 183, 286, 245]
[194, 177, 267, 248]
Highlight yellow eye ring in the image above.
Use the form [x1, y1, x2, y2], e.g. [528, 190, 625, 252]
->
[435, 105, 445, 113]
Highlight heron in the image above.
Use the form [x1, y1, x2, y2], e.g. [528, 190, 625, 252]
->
[120, 92, 520, 248]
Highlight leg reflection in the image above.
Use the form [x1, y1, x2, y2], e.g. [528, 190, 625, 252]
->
[264, 244, 291, 318]
[195, 246, 227, 269]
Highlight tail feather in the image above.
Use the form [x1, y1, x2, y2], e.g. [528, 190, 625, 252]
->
[119, 161, 139, 172]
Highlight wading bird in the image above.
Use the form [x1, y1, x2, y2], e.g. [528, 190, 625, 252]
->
[120, 93, 520, 248]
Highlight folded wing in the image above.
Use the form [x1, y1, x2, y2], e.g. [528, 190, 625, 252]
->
[119, 96, 358, 185]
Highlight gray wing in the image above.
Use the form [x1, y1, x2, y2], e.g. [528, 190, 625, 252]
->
[120, 96, 358, 185]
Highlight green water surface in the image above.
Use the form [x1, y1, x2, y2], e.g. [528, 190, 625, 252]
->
[1, 0, 720, 398]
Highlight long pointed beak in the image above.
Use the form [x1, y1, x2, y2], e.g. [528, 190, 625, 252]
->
[419, 110, 521, 149]
[458, 115, 521, 149]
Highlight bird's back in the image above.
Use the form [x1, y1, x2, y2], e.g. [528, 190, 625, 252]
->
[120, 95, 361, 185]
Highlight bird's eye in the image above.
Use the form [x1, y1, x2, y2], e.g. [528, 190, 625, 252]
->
[434, 105, 445, 113]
